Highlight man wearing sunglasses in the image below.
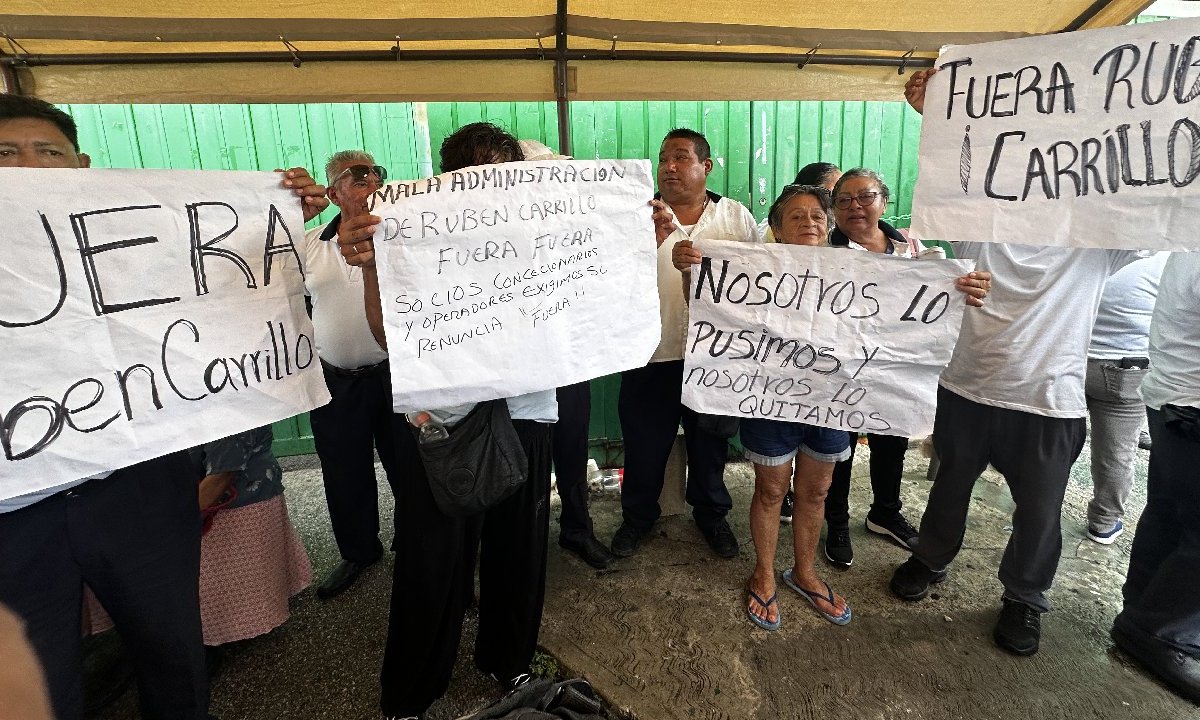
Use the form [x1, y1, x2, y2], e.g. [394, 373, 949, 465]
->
[302, 150, 402, 600]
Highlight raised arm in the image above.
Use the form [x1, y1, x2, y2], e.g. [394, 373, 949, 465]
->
[903, 68, 938, 116]
[335, 198, 388, 350]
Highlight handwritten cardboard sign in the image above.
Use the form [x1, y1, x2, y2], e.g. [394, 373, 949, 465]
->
[681, 241, 973, 439]
[368, 159, 660, 412]
[911, 17, 1200, 250]
[0, 168, 331, 500]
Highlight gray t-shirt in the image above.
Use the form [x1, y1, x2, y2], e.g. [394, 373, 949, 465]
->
[1088, 253, 1169, 360]
[939, 243, 1139, 418]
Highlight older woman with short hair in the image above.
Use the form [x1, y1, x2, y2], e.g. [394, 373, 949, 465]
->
[733, 185, 855, 629]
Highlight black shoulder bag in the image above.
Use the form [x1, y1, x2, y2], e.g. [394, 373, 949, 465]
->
[414, 399, 529, 518]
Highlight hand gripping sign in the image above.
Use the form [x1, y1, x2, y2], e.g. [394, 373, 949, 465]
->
[682, 241, 972, 439]
[366, 159, 661, 412]
[0, 168, 330, 500]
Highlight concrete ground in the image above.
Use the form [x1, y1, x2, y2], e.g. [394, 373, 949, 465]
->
[89, 435, 1196, 720]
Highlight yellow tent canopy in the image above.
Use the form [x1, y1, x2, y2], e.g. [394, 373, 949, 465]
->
[0, 1, 1153, 105]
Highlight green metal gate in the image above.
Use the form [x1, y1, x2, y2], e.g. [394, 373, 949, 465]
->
[64, 99, 924, 458]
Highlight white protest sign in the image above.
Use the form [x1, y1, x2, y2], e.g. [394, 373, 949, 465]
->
[911, 17, 1200, 250]
[681, 242, 973, 438]
[368, 159, 660, 412]
[0, 168, 331, 501]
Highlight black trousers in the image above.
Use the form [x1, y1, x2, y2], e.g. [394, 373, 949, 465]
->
[915, 386, 1085, 612]
[0, 453, 208, 720]
[825, 432, 909, 529]
[618, 360, 731, 533]
[554, 381, 595, 543]
[310, 361, 402, 563]
[1115, 407, 1200, 657]
[380, 419, 553, 717]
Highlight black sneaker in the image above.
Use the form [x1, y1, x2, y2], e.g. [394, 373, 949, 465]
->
[824, 526, 854, 567]
[1138, 430, 1153, 451]
[889, 556, 948, 601]
[993, 598, 1042, 656]
[610, 522, 644, 558]
[866, 513, 919, 549]
[779, 491, 795, 524]
[701, 519, 739, 558]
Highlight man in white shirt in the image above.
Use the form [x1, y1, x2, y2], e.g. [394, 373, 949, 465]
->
[1083, 254, 1169, 544]
[304, 151, 403, 599]
[609, 129, 760, 560]
[1111, 252, 1200, 704]
[890, 69, 1142, 658]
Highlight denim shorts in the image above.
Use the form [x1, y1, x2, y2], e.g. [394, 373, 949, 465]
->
[739, 417, 852, 466]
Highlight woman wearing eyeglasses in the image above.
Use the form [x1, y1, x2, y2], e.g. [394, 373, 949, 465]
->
[822, 168, 945, 569]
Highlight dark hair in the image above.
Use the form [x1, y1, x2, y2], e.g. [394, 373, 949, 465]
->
[767, 184, 833, 234]
[662, 128, 711, 162]
[793, 162, 840, 188]
[439, 122, 523, 173]
[0, 94, 80, 151]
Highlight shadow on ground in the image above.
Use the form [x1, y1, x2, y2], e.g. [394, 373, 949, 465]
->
[91, 438, 1195, 719]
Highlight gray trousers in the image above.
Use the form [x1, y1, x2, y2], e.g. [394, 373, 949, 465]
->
[1085, 359, 1148, 531]
[915, 387, 1086, 612]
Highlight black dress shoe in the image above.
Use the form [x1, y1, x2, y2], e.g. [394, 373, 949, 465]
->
[1113, 621, 1200, 703]
[610, 522, 645, 558]
[560, 535, 615, 569]
[701, 519, 739, 559]
[316, 557, 378, 600]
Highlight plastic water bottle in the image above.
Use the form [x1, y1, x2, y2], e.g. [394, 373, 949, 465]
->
[406, 411, 449, 444]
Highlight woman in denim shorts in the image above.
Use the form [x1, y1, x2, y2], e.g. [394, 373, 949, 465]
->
[742, 416, 852, 628]
[674, 184, 854, 629]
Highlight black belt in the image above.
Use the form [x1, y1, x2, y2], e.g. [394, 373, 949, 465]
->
[1116, 357, 1149, 370]
[321, 358, 388, 378]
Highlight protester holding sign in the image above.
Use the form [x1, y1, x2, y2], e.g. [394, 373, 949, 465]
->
[755, 161, 842, 527]
[822, 168, 931, 568]
[334, 123, 558, 719]
[517, 138, 616, 571]
[303, 149, 404, 600]
[725, 185, 852, 629]
[610, 128, 761, 561]
[0, 94, 328, 720]
[1111, 251, 1200, 704]
[892, 67, 1145, 658]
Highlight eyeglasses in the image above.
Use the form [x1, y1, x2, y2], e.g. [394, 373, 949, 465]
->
[833, 191, 881, 209]
[330, 164, 387, 186]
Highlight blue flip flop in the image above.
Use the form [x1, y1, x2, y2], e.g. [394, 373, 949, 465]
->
[782, 568, 852, 626]
[746, 588, 782, 631]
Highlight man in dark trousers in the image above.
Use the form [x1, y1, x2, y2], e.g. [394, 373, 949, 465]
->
[0, 94, 327, 720]
[609, 128, 760, 560]
[304, 149, 403, 598]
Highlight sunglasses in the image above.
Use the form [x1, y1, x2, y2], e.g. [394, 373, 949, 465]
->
[833, 191, 881, 209]
[330, 164, 388, 186]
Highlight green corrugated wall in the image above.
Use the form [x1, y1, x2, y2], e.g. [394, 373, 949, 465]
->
[63, 99, 924, 459]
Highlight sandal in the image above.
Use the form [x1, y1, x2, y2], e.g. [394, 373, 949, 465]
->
[746, 587, 781, 631]
[782, 568, 852, 626]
